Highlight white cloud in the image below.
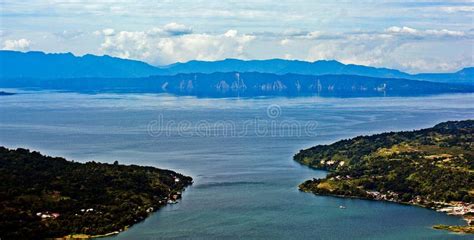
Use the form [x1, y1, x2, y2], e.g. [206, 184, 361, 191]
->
[98, 23, 193, 39]
[386, 26, 418, 34]
[425, 29, 465, 37]
[93, 23, 471, 72]
[102, 28, 115, 36]
[280, 39, 290, 46]
[163, 22, 193, 36]
[3, 38, 31, 51]
[98, 26, 256, 64]
[303, 26, 473, 73]
[224, 29, 238, 38]
[306, 40, 397, 67]
[385, 26, 465, 38]
[279, 30, 329, 40]
[440, 6, 474, 13]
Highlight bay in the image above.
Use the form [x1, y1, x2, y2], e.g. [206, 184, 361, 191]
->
[0, 90, 473, 239]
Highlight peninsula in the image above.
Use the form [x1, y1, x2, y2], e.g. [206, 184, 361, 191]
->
[294, 120, 474, 234]
[0, 147, 192, 239]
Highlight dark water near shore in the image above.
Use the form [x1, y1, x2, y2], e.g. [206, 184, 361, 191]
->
[0, 90, 473, 239]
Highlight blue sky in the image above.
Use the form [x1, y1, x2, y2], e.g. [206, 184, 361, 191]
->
[1, 0, 473, 72]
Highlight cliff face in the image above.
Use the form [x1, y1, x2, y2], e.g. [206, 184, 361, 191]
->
[1, 72, 473, 98]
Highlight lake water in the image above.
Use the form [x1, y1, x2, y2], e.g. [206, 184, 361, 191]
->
[0, 90, 473, 239]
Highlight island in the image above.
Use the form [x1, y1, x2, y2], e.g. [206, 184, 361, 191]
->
[294, 120, 473, 234]
[0, 147, 193, 239]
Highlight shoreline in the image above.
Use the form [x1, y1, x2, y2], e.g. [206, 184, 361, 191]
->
[296, 161, 473, 232]
[294, 120, 474, 235]
[0, 147, 194, 239]
[61, 186, 192, 239]
[299, 184, 474, 234]
[63, 231, 121, 239]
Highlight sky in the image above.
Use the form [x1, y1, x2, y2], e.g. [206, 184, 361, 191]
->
[0, 0, 473, 73]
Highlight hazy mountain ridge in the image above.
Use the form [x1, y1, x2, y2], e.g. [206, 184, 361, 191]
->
[163, 58, 411, 79]
[414, 67, 474, 84]
[0, 51, 472, 84]
[2, 72, 472, 98]
[0, 50, 161, 79]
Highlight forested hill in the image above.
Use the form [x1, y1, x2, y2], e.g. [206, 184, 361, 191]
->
[294, 120, 474, 233]
[0, 147, 192, 239]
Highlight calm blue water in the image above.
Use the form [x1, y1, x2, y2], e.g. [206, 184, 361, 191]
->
[0, 90, 473, 239]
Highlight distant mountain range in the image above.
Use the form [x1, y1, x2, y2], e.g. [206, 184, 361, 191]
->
[0, 51, 472, 84]
[2, 72, 472, 98]
[0, 51, 159, 79]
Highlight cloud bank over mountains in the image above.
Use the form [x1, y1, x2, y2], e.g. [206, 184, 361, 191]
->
[1, 0, 473, 73]
[95, 24, 255, 64]
[86, 23, 472, 73]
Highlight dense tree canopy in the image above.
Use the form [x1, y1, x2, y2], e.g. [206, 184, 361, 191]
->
[0, 147, 192, 239]
[295, 120, 474, 204]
